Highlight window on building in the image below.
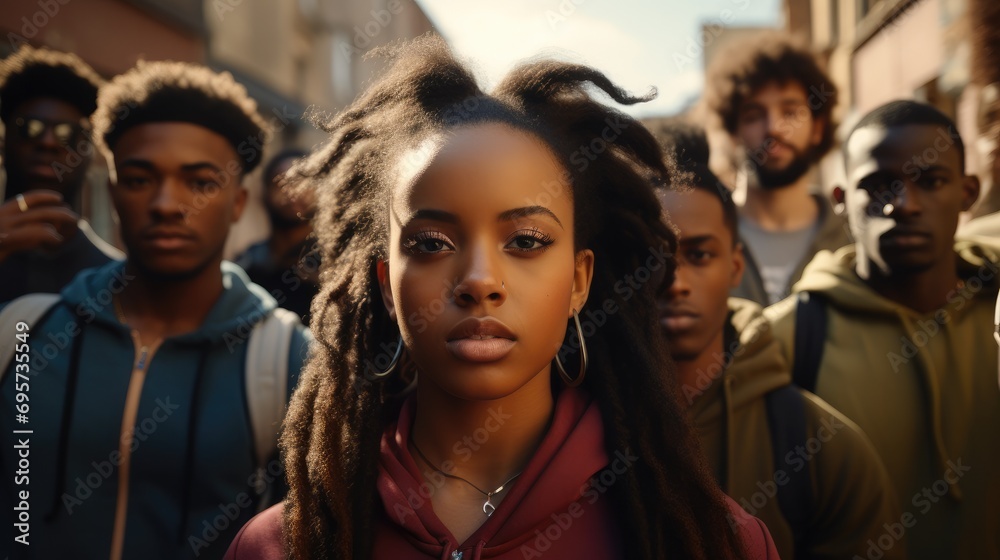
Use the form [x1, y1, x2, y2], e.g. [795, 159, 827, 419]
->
[857, 0, 872, 21]
[830, 0, 840, 45]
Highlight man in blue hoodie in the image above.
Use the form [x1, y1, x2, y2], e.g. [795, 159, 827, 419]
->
[0, 61, 310, 560]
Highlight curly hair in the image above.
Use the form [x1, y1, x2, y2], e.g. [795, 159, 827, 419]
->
[649, 118, 738, 244]
[705, 31, 838, 157]
[280, 35, 749, 560]
[0, 45, 103, 122]
[92, 60, 268, 173]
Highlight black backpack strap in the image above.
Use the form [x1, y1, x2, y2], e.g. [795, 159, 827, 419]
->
[792, 291, 828, 393]
[765, 385, 814, 557]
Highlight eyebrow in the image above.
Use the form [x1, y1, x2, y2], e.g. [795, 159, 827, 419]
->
[117, 159, 224, 174]
[856, 163, 954, 184]
[740, 99, 806, 113]
[117, 159, 156, 172]
[181, 162, 225, 174]
[408, 209, 459, 224]
[406, 205, 564, 229]
[919, 164, 954, 175]
[679, 234, 719, 245]
[498, 206, 563, 229]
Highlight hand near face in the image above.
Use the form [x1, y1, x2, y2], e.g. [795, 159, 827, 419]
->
[0, 189, 79, 263]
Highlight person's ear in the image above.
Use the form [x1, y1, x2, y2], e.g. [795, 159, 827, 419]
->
[833, 185, 846, 206]
[569, 249, 595, 317]
[731, 241, 746, 288]
[231, 185, 248, 223]
[377, 260, 397, 321]
[960, 174, 981, 212]
[810, 114, 827, 147]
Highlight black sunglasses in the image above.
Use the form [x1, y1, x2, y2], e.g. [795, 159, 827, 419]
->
[13, 116, 89, 145]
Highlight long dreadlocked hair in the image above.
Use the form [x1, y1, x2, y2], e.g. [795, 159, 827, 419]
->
[280, 35, 749, 560]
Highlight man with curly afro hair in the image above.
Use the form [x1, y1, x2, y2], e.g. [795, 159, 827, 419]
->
[0, 60, 310, 560]
[705, 32, 851, 306]
[0, 45, 123, 302]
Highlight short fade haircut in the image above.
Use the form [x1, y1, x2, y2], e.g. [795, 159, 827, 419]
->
[846, 99, 965, 172]
[93, 60, 268, 173]
[0, 45, 104, 122]
[264, 148, 308, 185]
[705, 31, 838, 158]
[649, 119, 739, 246]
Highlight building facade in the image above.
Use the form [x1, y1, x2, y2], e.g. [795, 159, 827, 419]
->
[783, 0, 982, 195]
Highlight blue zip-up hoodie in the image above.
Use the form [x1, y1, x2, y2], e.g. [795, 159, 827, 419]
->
[1, 261, 311, 560]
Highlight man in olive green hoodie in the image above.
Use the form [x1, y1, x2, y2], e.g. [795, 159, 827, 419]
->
[654, 122, 901, 560]
[767, 100, 1000, 559]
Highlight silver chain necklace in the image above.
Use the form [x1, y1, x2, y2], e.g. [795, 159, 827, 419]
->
[411, 437, 522, 516]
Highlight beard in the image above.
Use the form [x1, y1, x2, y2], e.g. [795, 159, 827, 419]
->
[747, 141, 819, 190]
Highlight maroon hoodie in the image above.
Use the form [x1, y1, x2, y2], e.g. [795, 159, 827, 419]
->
[225, 388, 779, 559]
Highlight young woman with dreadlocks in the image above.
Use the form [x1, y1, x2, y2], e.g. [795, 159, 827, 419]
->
[224, 37, 778, 560]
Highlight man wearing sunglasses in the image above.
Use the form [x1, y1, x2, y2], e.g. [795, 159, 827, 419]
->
[0, 46, 122, 302]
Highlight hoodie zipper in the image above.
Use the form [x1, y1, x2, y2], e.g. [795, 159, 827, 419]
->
[109, 330, 162, 560]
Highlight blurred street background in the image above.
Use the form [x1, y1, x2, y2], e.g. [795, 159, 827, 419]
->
[1, 0, 996, 259]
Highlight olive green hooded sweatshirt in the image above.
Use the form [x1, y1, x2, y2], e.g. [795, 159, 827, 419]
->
[766, 242, 1000, 560]
[689, 298, 902, 560]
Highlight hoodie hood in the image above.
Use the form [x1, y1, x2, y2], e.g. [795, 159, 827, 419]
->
[688, 298, 791, 497]
[60, 260, 278, 344]
[788, 240, 1000, 502]
[689, 298, 791, 427]
[790, 241, 1000, 319]
[376, 388, 615, 559]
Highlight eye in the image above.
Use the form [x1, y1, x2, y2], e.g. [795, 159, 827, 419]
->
[740, 109, 764, 124]
[505, 228, 554, 253]
[686, 249, 712, 264]
[190, 177, 221, 191]
[920, 176, 947, 190]
[403, 230, 454, 255]
[119, 175, 152, 189]
[860, 178, 895, 197]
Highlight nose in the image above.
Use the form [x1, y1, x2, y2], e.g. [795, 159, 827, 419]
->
[668, 262, 692, 300]
[35, 125, 63, 151]
[149, 176, 187, 221]
[765, 108, 786, 140]
[887, 182, 922, 218]
[452, 242, 507, 307]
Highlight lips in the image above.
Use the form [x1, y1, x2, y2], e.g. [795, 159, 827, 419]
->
[766, 143, 790, 156]
[27, 162, 58, 179]
[143, 228, 196, 250]
[881, 228, 931, 249]
[446, 317, 516, 362]
[660, 308, 700, 332]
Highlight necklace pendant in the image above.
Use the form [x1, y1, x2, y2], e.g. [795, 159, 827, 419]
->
[451, 551, 463, 560]
[483, 498, 496, 517]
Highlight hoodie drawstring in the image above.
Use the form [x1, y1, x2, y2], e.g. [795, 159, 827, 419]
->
[439, 539, 455, 560]
[438, 538, 486, 560]
[176, 344, 213, 543]
[722, 375, 736, 493]
[45, 314, 85, 521]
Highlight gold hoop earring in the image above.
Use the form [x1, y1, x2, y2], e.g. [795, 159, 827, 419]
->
[369, 336, 404, 378]
[554, 309, 587, 387]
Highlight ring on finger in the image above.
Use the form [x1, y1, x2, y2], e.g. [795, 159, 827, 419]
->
[15, 193, 28, 213]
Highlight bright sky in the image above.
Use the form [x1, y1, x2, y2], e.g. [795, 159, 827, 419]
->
[413, 0, 783, 118]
